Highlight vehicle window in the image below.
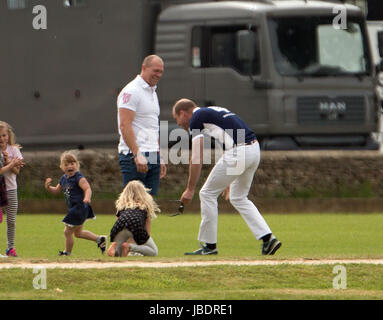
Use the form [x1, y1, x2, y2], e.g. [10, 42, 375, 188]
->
[7, 0, 28, 9]
[318, 24, 365, 73]
[63, 0, 88, 8]
[191, 25, 260, 75]
[268, 16, 370, 76]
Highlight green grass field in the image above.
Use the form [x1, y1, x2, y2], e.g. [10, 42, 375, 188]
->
[0, 213, 383, 300]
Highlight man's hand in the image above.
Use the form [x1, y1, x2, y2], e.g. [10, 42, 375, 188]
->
[134, 153, 148, 173]
[222, 186, 230, 201]
[180, 188, 194, 205]
[180, 136, 203, 205]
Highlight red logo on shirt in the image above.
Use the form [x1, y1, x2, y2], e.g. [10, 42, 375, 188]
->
[122, 93, 131, 104]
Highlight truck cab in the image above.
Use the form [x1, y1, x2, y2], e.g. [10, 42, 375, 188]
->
[156, 0, 380, 149]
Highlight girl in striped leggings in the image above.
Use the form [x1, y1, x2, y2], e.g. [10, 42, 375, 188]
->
[0, 121, 24, 257]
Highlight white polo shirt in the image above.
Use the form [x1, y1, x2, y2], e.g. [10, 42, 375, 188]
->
[117, 75, 160, 155]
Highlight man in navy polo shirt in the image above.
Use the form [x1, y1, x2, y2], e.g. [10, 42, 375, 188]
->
[172, 98, 281, 255]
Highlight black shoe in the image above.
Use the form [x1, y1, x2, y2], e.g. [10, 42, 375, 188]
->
[184, 244, 218, 255]
[262, 238, 282, 255]
[96, 236, 107, 254]
[58, 250, 71, 256]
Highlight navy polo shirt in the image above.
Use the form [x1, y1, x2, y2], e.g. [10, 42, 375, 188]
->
[189, 107, 256, 149]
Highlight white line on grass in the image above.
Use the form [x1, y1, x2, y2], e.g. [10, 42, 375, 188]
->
[1, 259, 383, 269]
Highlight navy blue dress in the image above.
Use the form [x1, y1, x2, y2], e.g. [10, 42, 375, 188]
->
[59, 171, 95, 227]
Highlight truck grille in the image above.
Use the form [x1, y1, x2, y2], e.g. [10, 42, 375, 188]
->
[297, 96, 365, 124]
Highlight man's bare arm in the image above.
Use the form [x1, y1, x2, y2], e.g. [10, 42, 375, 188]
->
[119, 108, 148, 173]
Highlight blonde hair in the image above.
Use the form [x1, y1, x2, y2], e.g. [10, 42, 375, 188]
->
[0, 121, 21, 149]
[60, 151, 80, 170]
[115, 180, 160, 220]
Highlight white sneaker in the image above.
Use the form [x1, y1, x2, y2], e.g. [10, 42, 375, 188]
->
[128, 251, 144, 256]
[0, 253, 8, 258]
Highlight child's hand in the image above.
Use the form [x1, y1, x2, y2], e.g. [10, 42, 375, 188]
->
[83, 198, 91, 204]
[2, 151, 8, 163]
[45, 178, 52, 189]
[13, 158, 25, 169]
[9, 158, 24, 169]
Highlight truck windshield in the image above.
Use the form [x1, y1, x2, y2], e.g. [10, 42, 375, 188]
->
[268, 16, 371, 77]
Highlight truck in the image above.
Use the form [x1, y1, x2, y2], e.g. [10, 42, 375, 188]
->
[1, 0, 382, 150]
[367, 19, 383, 142]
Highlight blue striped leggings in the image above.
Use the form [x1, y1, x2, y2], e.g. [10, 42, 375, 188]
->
[3, 189, 18, 249]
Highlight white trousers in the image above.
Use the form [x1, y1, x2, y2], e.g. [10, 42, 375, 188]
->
[198, 142, 271, 244]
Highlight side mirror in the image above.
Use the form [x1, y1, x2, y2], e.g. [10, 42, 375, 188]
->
[236, 30, 256, 61]
[378, 31, 383, 58]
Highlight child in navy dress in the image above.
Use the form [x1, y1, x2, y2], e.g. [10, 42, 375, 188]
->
[106, 180, 159, 257]
[45, 151, 106, 256]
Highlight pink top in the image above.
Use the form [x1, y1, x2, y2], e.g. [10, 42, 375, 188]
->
[3, 145, 23, 191]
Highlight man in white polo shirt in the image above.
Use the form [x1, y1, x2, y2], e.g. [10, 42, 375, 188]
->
[117, 55, 166, 195]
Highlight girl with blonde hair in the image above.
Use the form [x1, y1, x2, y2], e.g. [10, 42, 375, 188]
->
[107, 180, 160, 257]
[0, 121, 24, 257]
